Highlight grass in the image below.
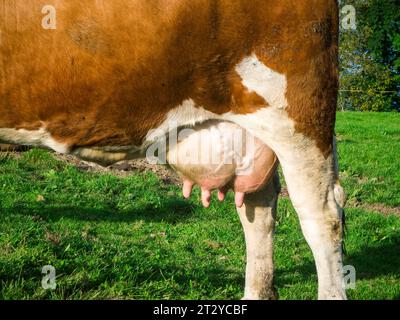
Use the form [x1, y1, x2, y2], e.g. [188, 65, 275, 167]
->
[336, 112, 400, 207]
[0, 111, 399, 300]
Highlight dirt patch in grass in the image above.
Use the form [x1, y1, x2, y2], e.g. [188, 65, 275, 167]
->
[53, 153, 181, 184]
[0, 144, 30, 152]
[357, 203, 400, 216]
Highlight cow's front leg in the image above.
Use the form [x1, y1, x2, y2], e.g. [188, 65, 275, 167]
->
[237, 172, 280, 300]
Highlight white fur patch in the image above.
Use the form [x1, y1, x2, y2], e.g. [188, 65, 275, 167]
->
[0, 127, 69, 153]
[235, 54, 288, 110]
[145, 99, 219, 143]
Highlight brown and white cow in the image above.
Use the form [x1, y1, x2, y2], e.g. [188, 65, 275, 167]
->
[0, 0, 346, 299]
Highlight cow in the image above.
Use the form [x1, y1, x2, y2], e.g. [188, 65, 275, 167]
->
[0, 0, 346, 300]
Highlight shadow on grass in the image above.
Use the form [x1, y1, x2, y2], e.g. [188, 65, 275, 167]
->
[345, 241, 400, 281]
[0, 197, 197, 224]
[276, 238, 400, 288]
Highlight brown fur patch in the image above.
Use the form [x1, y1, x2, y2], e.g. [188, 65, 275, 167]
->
[1, 0, 338, 155]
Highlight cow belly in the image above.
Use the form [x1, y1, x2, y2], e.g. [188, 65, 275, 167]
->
[167, 121, 277, 196]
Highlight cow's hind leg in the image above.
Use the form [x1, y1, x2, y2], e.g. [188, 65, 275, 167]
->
[277, 140, 347, 300]
[237, 172, 280, 300]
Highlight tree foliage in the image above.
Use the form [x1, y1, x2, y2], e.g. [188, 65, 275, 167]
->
[339, 0, 400, 111]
